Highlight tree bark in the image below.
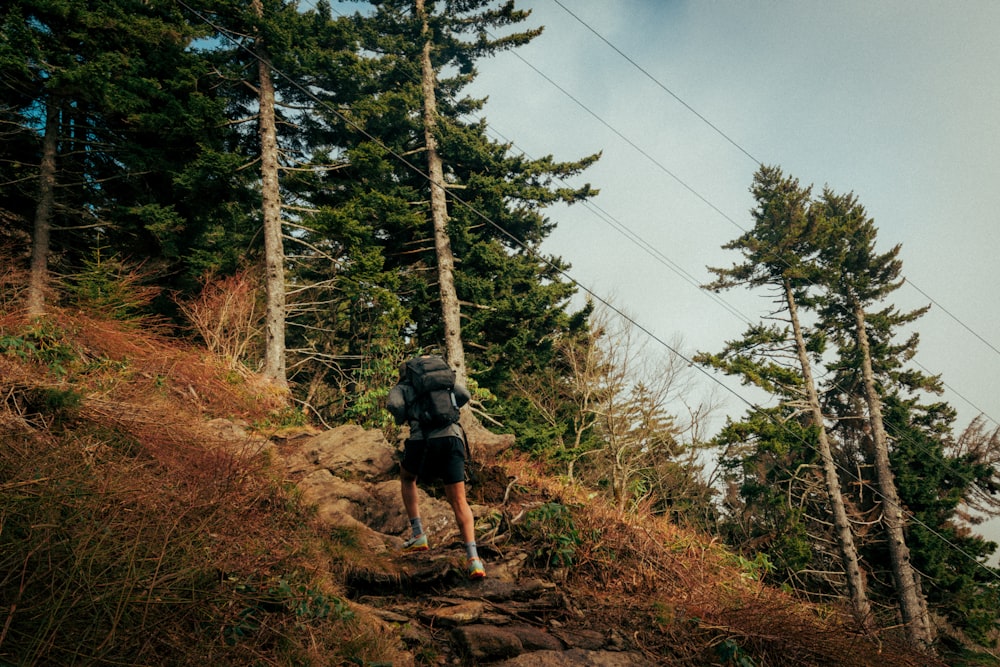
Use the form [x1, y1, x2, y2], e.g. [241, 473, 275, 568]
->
[253, 0, 287, 389]
[784, 279, 872, 626]
[27, 100, 59, 318]
[417, 0, 466, 385]
[852, 297, 934, 648]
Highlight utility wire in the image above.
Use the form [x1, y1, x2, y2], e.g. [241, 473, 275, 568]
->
[481, 5, 1000, 516]
[438, 0, 1000, 574]
[503, 49, 748, 235]
[393, 0, 1000, 573]
[550, 0, 1000, 405]
[387, 0, 998, 544]
[551, 0, 761, 165]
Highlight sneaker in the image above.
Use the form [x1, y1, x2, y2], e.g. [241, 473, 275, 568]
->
[402, 533, 428, 552]
[467, 557, 486, 579]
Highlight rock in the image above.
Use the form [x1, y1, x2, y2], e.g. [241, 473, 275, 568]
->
[295, 469, 390, 552]
[462, 413, 516, 461]
[496, 648, 656, 666]
[346, 554, 455, 596]
[450, 577, 556, 603]
[420, 600, 485, 627]
[452, 624, 523, 662]
[299, 424, 398, 482]
[370, 480, 457, 542]
[297, 469, 371, 520]
[551, 628, 606, 651]
[508, 624, 564, 651]
[488, 552, 529, 582]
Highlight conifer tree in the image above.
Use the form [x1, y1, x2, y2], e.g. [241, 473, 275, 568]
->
[318, 0, 599, 408]
[187, 0, 362, 389]
[701, 166, 872, 623]
[883, 399, 1000, 647]
[1, 0, 248, 312]
[251, 0, 288, 388]
[811, 187, 934, 648]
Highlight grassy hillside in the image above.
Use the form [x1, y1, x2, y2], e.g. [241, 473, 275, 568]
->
[0, 308, 940, 666]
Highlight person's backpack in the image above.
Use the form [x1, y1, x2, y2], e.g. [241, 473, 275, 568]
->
[405, 355, 461, 430]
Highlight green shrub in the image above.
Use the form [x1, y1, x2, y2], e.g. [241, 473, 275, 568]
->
[519, 502, 582, 569]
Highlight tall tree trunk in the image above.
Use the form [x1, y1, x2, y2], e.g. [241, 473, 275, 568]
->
[27, 100, 59, 318]
[852, 296, 934, 649]
[417, 0, 466, 384]
[784, 279, 872, 626]
[253, 0, 287, 389]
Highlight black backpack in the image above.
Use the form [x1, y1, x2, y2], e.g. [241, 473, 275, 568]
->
[405, 355, 460, 430]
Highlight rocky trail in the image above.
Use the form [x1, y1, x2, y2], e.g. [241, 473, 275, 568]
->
[348, 545, 649, 665]
[272, 422, 658, 666]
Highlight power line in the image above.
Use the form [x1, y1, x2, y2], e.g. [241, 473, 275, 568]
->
[550, 0, 761, 165]
[471, 5, 1000, 518]
[529, 5, 1000, 576]
[502, 48, 748, 236]
[546, 0, 1000, 417]
[907, 280, 1000, 359]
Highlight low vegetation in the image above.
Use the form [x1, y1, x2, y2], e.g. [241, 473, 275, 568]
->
[0, 307, 946, 666]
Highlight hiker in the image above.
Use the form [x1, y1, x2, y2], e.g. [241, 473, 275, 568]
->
[386, 354, 485, 579]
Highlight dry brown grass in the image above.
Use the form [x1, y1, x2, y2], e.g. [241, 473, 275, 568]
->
[0, 307, 407, 666]
[497, 456, 942, 667]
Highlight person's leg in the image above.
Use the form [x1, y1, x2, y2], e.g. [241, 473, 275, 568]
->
[400, 468, 429, 551]
[445, 480, 485, 578]
[401, 467, 420, 524]
[444, 481, 475, 544]
[400, 441, 429, 551]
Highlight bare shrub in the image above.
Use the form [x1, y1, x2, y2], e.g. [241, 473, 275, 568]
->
[176, 271, 263, 371]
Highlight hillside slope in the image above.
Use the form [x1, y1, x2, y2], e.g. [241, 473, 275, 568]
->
[0, 309, 938, 666]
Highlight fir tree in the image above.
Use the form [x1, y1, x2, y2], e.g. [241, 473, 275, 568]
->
[700, 165, 871, 623]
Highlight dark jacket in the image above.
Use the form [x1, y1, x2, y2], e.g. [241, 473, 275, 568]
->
[387, 379, 470, 441]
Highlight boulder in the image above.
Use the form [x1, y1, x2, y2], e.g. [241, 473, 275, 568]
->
[452, 624, 523, 662]
[370, 480, 457, 543]
[419, 600, 485, 627]
[461, 412, 516, 461]
[295, 469, 390, 552]
[295, 424, 397, 482]
[508, 624, 564, 651]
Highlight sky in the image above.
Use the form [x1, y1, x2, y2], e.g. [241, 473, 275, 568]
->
[462, 1, 1000, 552]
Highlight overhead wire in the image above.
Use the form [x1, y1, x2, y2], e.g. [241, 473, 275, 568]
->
[321, 0, 757, 327]
[439, 0, 1000, 573]
[546, 0, 1000, 426]
[550, 0, 761, 165]
[174, 0, 1000, 582]
[258, 0, 1000, 571]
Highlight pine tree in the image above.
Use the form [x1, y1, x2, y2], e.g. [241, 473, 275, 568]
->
[884, 399, 1000, 648]
[250, 0, 288, 388]
[1, 0, 250, 313]
[701, 165, 871, 623]
[313, 0, 599, 410]
[812, 187, 935, 648]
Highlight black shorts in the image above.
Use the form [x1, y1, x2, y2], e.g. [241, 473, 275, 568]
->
[402, 436, 466, 485]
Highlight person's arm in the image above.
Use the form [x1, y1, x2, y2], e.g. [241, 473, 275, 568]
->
[454, 383, 471, 409]
[386, 384, 408, 425]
